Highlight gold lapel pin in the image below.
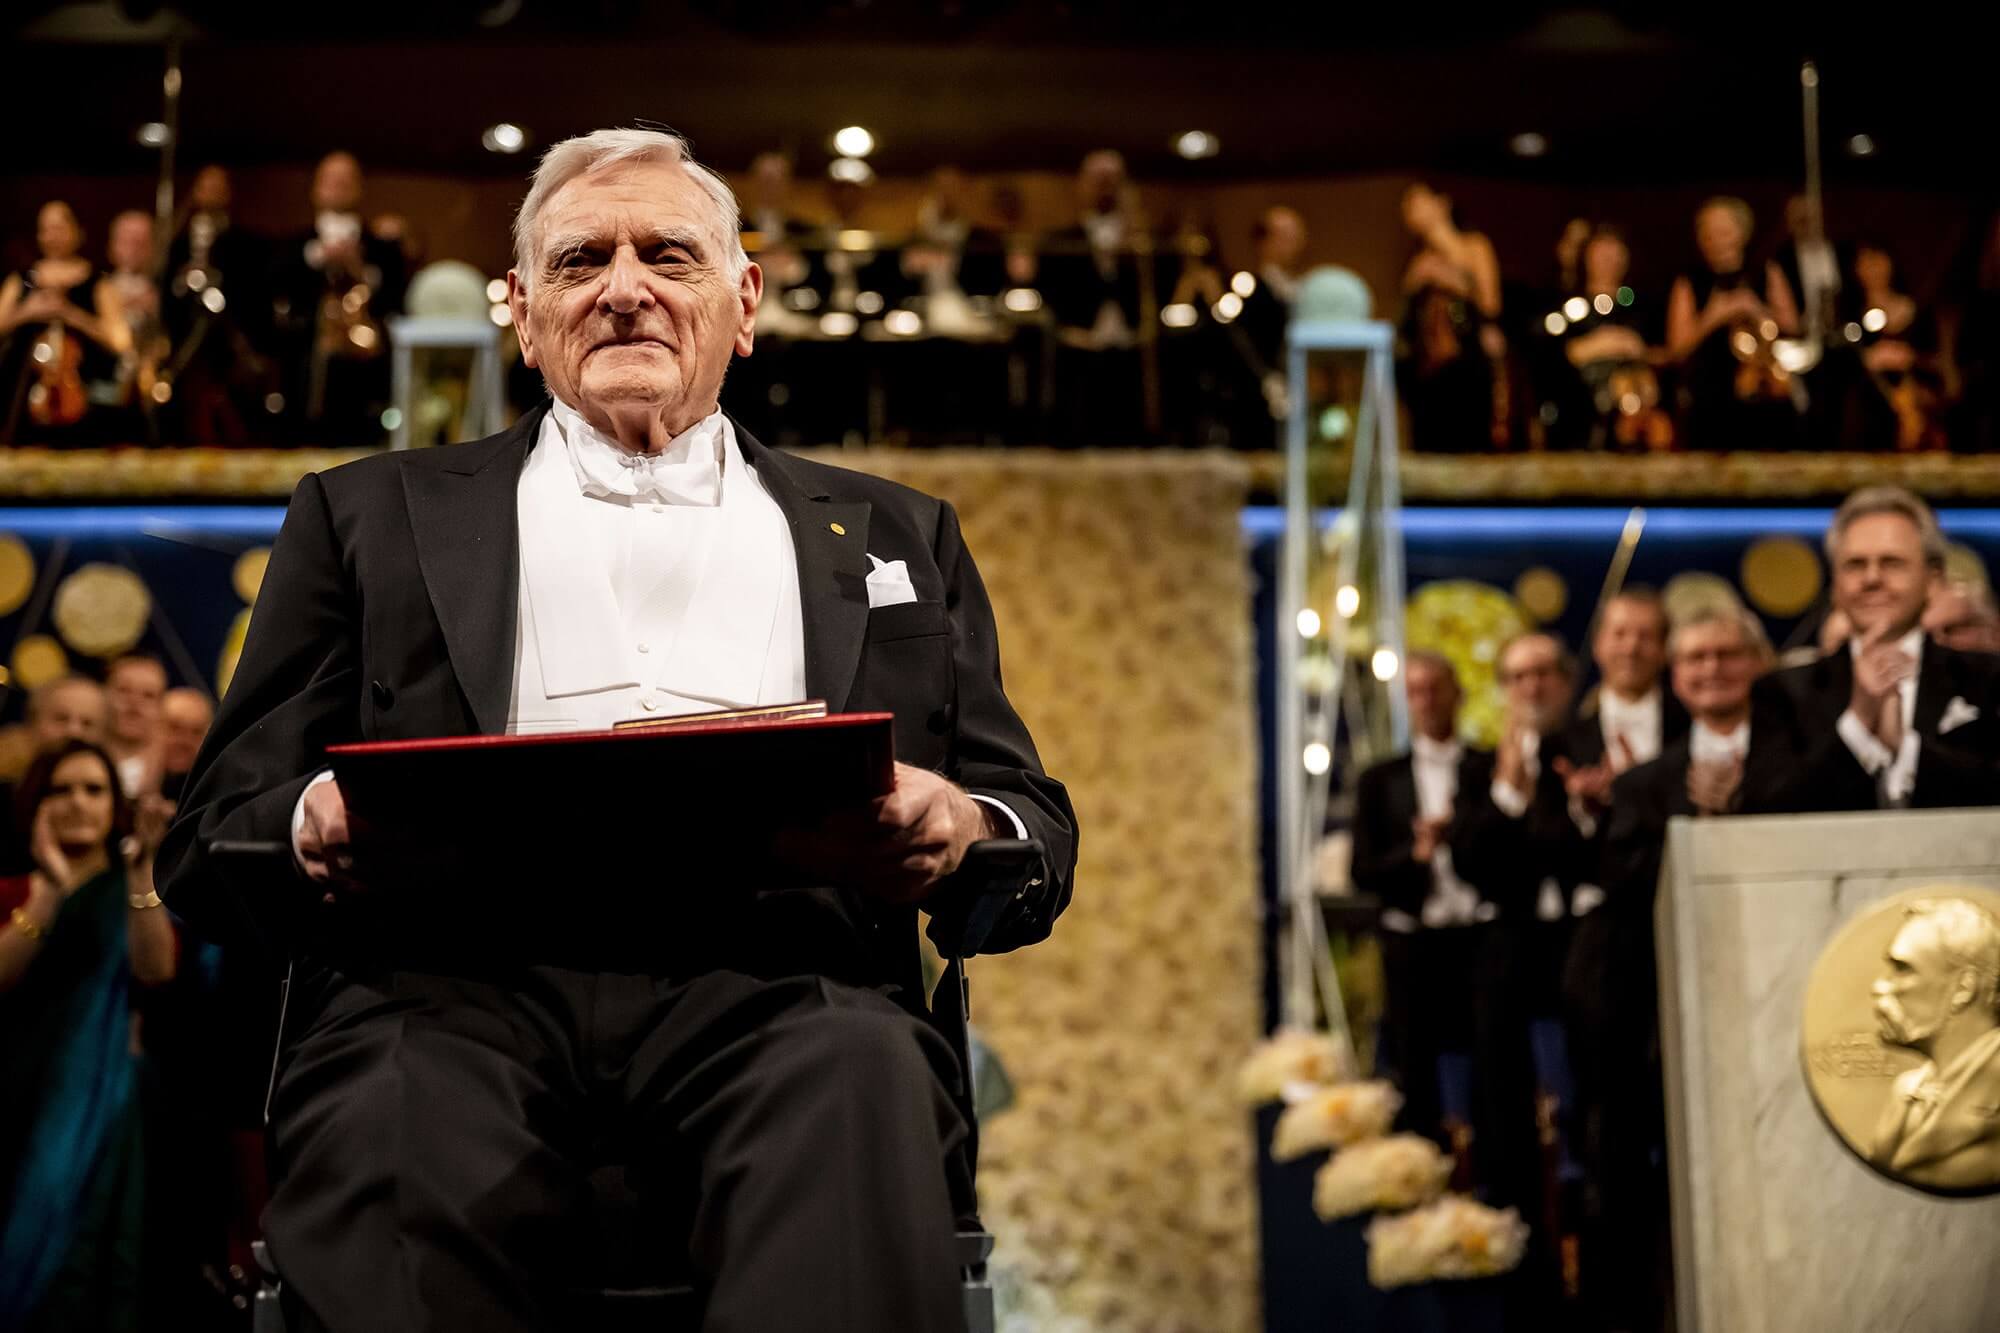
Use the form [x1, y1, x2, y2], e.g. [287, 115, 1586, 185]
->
[829, 522, 847, 536]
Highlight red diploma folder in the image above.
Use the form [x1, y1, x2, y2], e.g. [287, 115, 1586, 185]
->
[325, 710, 896, 826]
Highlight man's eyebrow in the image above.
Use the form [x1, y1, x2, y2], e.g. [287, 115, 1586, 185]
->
[640, 226, 710, 257]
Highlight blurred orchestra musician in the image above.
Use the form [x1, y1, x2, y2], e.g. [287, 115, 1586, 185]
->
[163, 165, 273, 444]
[102, 210, 168, 443]
[1396, 182, 1511, 451]
[1773, 193, 1844, 347]
[1665, 196, 1803, 450]
[0, 201, 132, 445]
[271, 151, 407, 443]
[1839, 239, 1948, 451]
[1040, 150, 1165, 445]
[903, 166, 1008, 314]
[1549, 226, 1672, 452]
[1234, 205, 1308, 438]
[156, 689, 215, 805]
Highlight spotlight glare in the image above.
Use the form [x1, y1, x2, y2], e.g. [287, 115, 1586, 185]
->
[485, 278, 508, 303]
[1302, 741, 1332, 776]
[489, 302, 513, 327]
[1847, 133, 1876, 158]
[1173, 130, 1220, 160]
[200, 287, 227, 313]
[1593, 293, 1614, 316]
[854, 290, 885, 316]
[481, 122, 528, 154]
[1371, 647, 1400, 682]
[1334, 585, 1361, 618]
[883, 309, 922, 336]
[1160, 302, 1198, 329]
[832, 126, 876, 158]
[1509, 131, 1548, 158]
[1862, 307, 1888, 334]
[1002, 287, 1043, 314]
[1843, 322, 1864, 343]
[1296, 608, 1322, 639]
[1543, 311, 1568, 336]
[1213, 291, 1244, 323]
[1230, 270, 1257, 299]
[827, 157, 875, 186]
[1563, 296, 1589, 322]
[136, 121, 171, 148]
[818, 311, 859, 337]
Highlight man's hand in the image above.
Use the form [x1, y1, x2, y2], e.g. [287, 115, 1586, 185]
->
[1410, 814, 1450, 864]
[775, 762, 1000, 904]
[1493, 717, 1531, 798]
[1687, 757, 1743, 816]
[1552, 755, 1616, 812]
[124, 795, 174, 872]
[1851, 629, 1916, 746]
[297, 776, 361, 887]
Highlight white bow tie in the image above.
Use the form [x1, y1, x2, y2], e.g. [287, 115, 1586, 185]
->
[555, 401, 725, 507]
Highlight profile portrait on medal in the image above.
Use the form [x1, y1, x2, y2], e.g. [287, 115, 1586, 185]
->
[1865, 896, 2000, 1191]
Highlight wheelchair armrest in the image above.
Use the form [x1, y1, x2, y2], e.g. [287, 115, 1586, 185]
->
[925, 837, 1047, 959]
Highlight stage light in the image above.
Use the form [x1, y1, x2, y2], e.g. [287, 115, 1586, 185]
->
[1862, 307, 1888, 333]
[818, 311, 859, 337]
[1002, 287, 1043, 314]
[1759, 319, 1779, 341]
[827, 157, 874, 185]
[1543, 311, 1567, 336]
[150, 380, 172, 404]
[1371, 647, 1400, 682]
[1509, 132, 1548, 158]
[481, 123, 528, 154]
[1593, 293, 1614, 316]
[1847, 133, 1876, 158]
[1230, 271, 1257, 299]
[883, 309, 921, 336]
[200, 287, 226, 313]
[1620, 392, 1642, 415]
[1174, 130, 1220, 160]
[489, 303, 512, 326]
[485, 278, 508, 303]
[136, 122, 171, 148]
[349, 325, 377, 350]
[1302, 741, 1332, 776]
[1335, 585, 1361, 618]
[185, 269, 208, 292]
[832, 126, 875, 158]
[381, 407, 404, 431]
[1297, 608, 1322, 639]
[1318, 406, 1351, 441]
[1161, 302, 1198, 329]
[1732, 330, 1759, 358]
[265, 392, 285, 414]
[1843, 322, 1864, 343]
[1616, 286, 1635, 307]
[784, 288, 822, 312]
[1213, 291, 1244, 323]
[855, 291, 885, 316]
[1563, 297, 1589, 323]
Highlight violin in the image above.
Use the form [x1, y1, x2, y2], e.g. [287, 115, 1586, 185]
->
[26, 321, 87, 428]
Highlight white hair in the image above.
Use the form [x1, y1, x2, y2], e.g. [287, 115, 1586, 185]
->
[1667, 601, 1772, 663]
[511, 127, 748, 289]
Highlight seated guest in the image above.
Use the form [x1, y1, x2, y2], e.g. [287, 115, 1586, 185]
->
[1840, 240, 1947, 451]
[903, 165, 1007, 310]
[0, 739, 177, 1331]
[163, 164, 274, 444]
[1554, 227, 1671, 451]
[156, 688, 214, 804]
[1924, 581, 2000, 656]
[1350, 651, 1494, 1150]
[1758, 486, 2000, 810]
[1040, 150, 1161, 444]
[26, 675, 108, 753]
[1665, 196, 1803, 450]
[0, 201, 133, 445]
[1550, 588, 1687, 854]
[1397, 182, 1509, 451]
[1589, 601, 1784, 1330]
[1234, 205, 1308, 439]
[270, 151, 407, 443]
[157, 127, 1074, 1333]
[102, 210, 168, 441]
[104, 654, 167, 798]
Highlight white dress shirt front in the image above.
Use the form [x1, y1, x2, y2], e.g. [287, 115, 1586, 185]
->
[1689, 718, 1750, 767]
[1409, 736, 1489, 930]
[1837, 628, 1924, 806]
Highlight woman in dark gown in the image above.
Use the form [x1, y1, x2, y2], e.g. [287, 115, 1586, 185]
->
[0, 201, 131, 445]
[1664, 196, 1803, 451]
[1397, 183, 1511, 452]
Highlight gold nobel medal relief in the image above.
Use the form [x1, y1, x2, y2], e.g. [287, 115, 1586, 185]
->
[1801, 885, 2000, 1196]
[52, 563, 151, 659]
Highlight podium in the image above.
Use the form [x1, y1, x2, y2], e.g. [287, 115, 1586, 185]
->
[1656, 810, 2000, 1332]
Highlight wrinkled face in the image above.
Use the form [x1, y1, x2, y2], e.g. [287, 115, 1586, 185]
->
[1671, 619, 1759, 721]
[1401, 185, 1447, 236]
[1874, 920, 1964, 1051]
[109, 214, 154, 272]
[509, 160, 759, 437]
[34, 681, 106, 751]
[159, 691, 213, 773]
[191, 165, 232, 212]
[312, 153, 362, 213]
[1924, 584, 2000, 654]
[1583, 234, 1629, 291]
[106, 660, 166, 747]
[1832, 511, 1934, 642]
[1498, 635, 1572, 731]
[37, 203, 81, 260]
[1404, 659, 1461, 742]
[1595, 597, 1668, 698]
[1695, 205, 1746, 271]
[43, 751, 115, 852]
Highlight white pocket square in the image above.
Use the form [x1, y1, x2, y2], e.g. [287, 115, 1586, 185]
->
[1939, 696, 1981, 735]
[864, 554, 918, 608]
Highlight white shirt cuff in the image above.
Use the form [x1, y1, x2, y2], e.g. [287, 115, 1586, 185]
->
[1836, 708, 1894, 774]
[1882, 730, 1921, 805]
[1489, 779, 1530, 819]
[1572, 884, 1607, 917]
[966, 792, 1028, 840]
[292, 769, 337, 870]
[1567, 795, 1599, 841]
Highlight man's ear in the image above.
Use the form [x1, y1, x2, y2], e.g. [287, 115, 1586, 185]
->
[507, 271, 537, 369]
[734, 260, 764, 359]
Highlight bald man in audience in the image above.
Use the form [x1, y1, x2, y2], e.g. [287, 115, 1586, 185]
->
[158, 688, 215, 803]
[105, 653, 169, 796]
[27, 674, 108, 751]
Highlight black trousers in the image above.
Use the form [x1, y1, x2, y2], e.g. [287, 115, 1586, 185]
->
[265, 962, 968, 1333]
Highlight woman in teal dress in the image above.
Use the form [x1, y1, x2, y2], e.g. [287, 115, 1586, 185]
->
[0, 738, 177, 1331]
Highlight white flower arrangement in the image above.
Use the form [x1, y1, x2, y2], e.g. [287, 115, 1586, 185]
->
[1311, 1134, 1453, 1221]
[1236, 1028, 1353, 1106]
[1363, 1195, 1530, 1289]
[1269, 1080, 1401, 1161]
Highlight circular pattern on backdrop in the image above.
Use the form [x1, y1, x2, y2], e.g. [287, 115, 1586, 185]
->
[233, 547, 272, 604]
[10, 633, 69, 689]
[1663, 571, 1742, 625]
[1944, 542, 1992, 596]
[1405, 581, 1530, 747]
[217, 606, 253, 698]
[0, 534, 35, 617]
[1741, 536, 1823, 617]
[52, 563, 152, 659]
[1512, 567, 1569, 624]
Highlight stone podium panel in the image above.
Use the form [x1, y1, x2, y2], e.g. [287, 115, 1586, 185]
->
[1657, 809, 2000, 1333]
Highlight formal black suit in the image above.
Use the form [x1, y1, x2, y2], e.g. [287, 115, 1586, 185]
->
[1577, 723, 1788, 1327]
[1754, 637, 2000, 812]
[156, 402, 1076, 1333]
